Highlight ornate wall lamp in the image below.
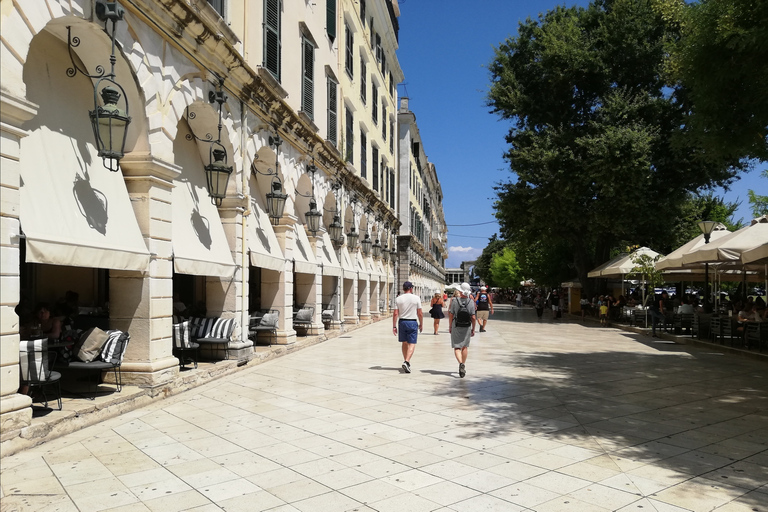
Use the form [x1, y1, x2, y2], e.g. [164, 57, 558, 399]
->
[253, 133, 288, 225]
[298, 162, 322, 235]
[186, 78, 232, 206]
[66, 0, 131, 172]
[325, 181, 344, 246]
[346, 197, 360, 250]
[372, 216, 383, 259]
[360, 208, 373, 256]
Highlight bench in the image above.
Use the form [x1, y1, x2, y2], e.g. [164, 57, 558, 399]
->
[293, 306, 314, 335]
[188, 317, 237, 360]
[249, 310, 279, 345]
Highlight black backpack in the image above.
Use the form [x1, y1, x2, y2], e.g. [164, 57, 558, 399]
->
[455, 299, 472, 327]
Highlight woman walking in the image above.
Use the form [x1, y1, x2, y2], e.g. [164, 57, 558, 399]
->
[449, 283, 476, 378]
[429, 293, 446, 334]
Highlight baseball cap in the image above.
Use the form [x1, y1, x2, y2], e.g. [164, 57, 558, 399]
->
[403, 281, 413, 290]
[480, 286, 487, 290]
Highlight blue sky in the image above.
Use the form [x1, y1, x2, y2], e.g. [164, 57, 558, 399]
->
[395, 0, 765, 269]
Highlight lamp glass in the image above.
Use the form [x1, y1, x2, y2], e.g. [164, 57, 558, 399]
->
[697, 220, 717, 236]
[329, 215, 344, 242]
[305, 200, 322, 234]
[361, 234, 372, 256]
[90, 86, 130, 163]
[346, 227, 359, 249]
[204, 150, 233, 205]
[266, 179, 288, 225]
[372, 239, 382, 258]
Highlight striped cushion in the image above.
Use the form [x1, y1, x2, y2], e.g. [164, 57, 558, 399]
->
[100, 330, 130, 365]
[19, 339, 48, 382]
[189, 317, 236, 340]
[173, 321, 192, 349]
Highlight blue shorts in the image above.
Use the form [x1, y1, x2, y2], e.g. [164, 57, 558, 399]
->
[398, 320, 419, 344]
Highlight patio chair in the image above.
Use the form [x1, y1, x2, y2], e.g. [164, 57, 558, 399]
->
[293, 306, 314, 335]
[173, 320, 198, 369]
[709, 316, 721, 343]
[321, 304, 335, 329]
[250, 310, 279, 345]
[65, 330, 130, 395]
[19, 339, 62, 410]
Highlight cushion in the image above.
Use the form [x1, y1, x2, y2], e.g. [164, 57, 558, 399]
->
[100, 330, 130, 365]
[19, 339, 47, 382]
[173, 321, 191, 349]
[259, 313, 278, 327]
[295, 309, 312, 322]
[75, 327, 109, 363]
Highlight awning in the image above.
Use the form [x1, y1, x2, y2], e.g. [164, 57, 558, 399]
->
[367, 255, 382, 280]
[172, 123, 236, 277]
[20, 126, 150, 271]
[293, 223, 318, 274]
[656, 225, 731, 271]
[246, 183, 285, 272]
[355, 251, 370, 279]
[318, 232, 342, 276]
[340, 246, 356, 279]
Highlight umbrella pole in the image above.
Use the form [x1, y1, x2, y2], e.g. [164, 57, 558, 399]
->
[704, 262, 710, 313]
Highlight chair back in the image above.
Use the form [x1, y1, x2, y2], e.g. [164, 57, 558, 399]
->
[101, 330, 130, 365]
[173, 321, 192, 349]
[19, 339, 49, 383]
[190, 317, 236, 340]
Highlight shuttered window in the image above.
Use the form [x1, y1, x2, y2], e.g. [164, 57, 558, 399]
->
[264, 0, 281, 81]
[207, 0, 225, 17]
[345, 23, 353, 77]
[361, 0, 366, 25]
[382, 104, 387, 140]
[389, 121, 394, 153]
[372, 146, 379, 192]
[326, 0, 336, 41]
[372, 86, 378, 125]
[327, 78, 337, 145]
[360, 131, 367, 179]
[360, 59, 367, 104]
[390, 169, 395, 205]
[301, 38, 314, 119]
[345, 107, 354, 163]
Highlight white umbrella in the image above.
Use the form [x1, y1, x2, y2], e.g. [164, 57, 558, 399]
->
[599, 247, 659, 278]
[656, 224, 730, 271]
[681, 216, 768, 266]
[587, 253, 627, 278]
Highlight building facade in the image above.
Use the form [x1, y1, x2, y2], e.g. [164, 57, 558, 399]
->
[396, 97, 447, 301]
[0, 0, 421, 438]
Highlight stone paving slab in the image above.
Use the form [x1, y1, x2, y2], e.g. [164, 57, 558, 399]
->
[1, 307, 767, 511]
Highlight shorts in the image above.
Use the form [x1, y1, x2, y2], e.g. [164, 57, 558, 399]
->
[398, 320, 419, 344]
[552, 305, 560, 311]
[476, 310, 489, 321]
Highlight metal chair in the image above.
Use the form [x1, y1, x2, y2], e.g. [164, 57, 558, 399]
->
[20, 340, 62, 411]
[250, 310, 279, 345]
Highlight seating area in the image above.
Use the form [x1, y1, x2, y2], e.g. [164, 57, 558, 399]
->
[321, 304, 335, 329]
[19, 339, 61, 411]
[187, 317, 237, 360]
[293, 305, 314, 335]
[249, 310, 279, 346]
[62, 329, 130, 395]
[172, 319, 198, 369]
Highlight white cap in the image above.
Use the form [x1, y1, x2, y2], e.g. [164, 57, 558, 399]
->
[460, 282, 472, 295]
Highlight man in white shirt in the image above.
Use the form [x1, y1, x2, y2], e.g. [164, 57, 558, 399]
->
[393, 281, 423, 373]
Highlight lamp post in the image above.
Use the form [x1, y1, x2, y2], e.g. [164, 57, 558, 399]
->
[67, 0, 131, 172]
[361, 233, 372, 256]
[697, 220, 717, 313]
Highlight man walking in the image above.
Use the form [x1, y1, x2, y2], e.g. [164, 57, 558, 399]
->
[475, 286, 493, 332]
[650, 290, 669, 338]
[393, 281, 423, 373]
[449, 282, 476, 378]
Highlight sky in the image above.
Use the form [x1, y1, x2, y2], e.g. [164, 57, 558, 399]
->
[394, 0, 765, 269]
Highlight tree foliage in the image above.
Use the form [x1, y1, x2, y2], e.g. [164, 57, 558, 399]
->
[487, 0, 742, 293]
[489, 248, 523, 288]
[664, 0, 768, 161]
[474, 234, 507, 285]
[748, 169, 768, 217]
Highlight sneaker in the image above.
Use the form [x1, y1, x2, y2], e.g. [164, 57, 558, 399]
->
[479, 328, 486, 332]
[459, 363, 466, 378]
[402, 361, 411, 373]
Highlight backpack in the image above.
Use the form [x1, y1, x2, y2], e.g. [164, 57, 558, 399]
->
[455, 299, 472, 327]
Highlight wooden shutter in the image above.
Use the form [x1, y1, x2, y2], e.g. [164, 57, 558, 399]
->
[360, 59, 367, 103]
[327, 78, 337, 145]
[372, 86, 378, 124]
[326, 0, 336, 41]
[360, 131, 367, 179]
[264, 0, 281, 80]
[372, 146, 379, 191]
[345, 108, 354, 163]
[345, 24, 354, 76]
[302, 38, 314, 119]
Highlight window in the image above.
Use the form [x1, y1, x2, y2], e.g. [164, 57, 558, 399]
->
[301, 37, 315, 119]
[370, 20, 375, 48]
[389, 121, 394, 153]
[345, 23, 354, 77]
[380, 50, 386, 75]
[360, 131, 367, 179]
[389, 74, 393, 97]
[361, 0, 366, 25]
[372, 86, 378, 125]
[375, 33, 382, 63]
[345, 107, 354, 163]
[264, 0, 281, 81]
[326, 0, 336, 41]
[372, 146, 379, 191]
[382, 104, 387, 140]
[327, 78, 338, 145]
[207, 0, 225, 17]
[360, 59, 367, 103]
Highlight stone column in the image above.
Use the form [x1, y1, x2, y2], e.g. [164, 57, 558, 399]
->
[115, 155, 181, 391]
[214, 197, 252, 360]
[306, 234, 324, 335]
[272, 221, 296, 344]
[0, 92, 37, 435]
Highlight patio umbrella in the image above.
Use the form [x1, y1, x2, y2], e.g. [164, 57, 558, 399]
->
[587, 253, 628, 278]
[656, 223, 730, 271]
[598, 247, 659, 279]
[681, 216, 768, 266]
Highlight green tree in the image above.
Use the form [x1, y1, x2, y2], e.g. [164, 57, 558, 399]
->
[489, 248, 523, 288]
[748, 169, 768, 217]
[488, 0, 741, 294]
[664, 0, 768, 161]
[474, 234, 508, 285]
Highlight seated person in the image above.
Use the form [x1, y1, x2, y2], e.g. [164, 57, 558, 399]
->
[738, 304, 761, 323]
[34, 302, 63, 341]
[678, 299, 695, 315]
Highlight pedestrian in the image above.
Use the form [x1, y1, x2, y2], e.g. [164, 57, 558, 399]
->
[551, 290, 561, 320]
[599, 301, 608, 325]
[429, 292, 445, 335]
[580, 296, 589, 321]
[475, 286, 494, 332]
[649, 290, 668, 338]
[534, 293, 544, 320]
[515, 291, 523, 308]
[393, 281, 423, 373]
[449, 282, 476, 378]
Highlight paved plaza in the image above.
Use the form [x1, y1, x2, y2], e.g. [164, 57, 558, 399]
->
[2, 307, 768, 512]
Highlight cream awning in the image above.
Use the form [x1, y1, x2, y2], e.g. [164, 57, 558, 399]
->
[355, 251, 369, 279]
[245, 195, 285, 272]
[340, 246, 356, 279]
[318, 232, 342, 276]
[367, 255, 382, 280]
[293, 223, 318, 274]
[20, 127, 150, 271]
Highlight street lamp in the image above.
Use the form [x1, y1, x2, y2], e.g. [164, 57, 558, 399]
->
[346, 226, 359, 250]
[328, 214, 344, 244]
[361, 233, 372, 256]
[697, 219, 716, 313]
[372, 238, 382, 259]
[252, 133, 288, 224]
[67, 0, 131, 172]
